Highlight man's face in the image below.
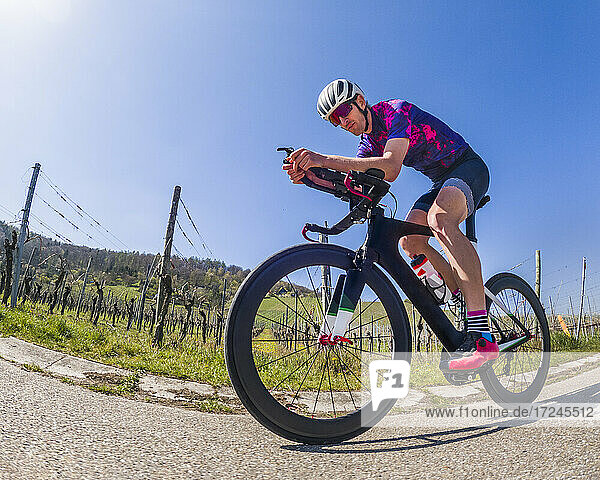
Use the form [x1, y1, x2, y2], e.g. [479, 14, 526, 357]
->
[338, 95, 367, 136]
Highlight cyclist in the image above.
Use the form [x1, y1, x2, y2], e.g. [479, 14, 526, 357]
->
[283, 78, 499, 370]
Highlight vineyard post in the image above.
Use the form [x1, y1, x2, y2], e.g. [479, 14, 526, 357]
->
[76, 257, 92, 318]
[285, 306, 289, 349]
[548, 296, 555, 328]
[586, 296, 593, 336]
[294, 293, 298, 350]
[153, 186, 180, 347]
[11, 163, 41, 307]
[576, 257, 586, 339]
[359, 299, 363, 351]
[569, 296, 576, 333]
[218, 278, 227, 346]
[58, 260, 67, 312]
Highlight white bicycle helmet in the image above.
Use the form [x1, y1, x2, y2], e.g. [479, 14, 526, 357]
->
[316, 79, 369, 127]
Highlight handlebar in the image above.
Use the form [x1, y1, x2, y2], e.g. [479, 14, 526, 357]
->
[278, 146, 391, 240]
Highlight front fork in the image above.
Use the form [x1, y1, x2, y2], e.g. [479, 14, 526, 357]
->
[319, 269, 365, 346]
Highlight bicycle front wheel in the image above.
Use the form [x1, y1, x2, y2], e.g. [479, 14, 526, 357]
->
[481, 272, 551, 405]
[225, 244, 411, 444]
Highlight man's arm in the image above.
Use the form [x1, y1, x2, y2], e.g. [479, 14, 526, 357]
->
[322, 138, 409, 181]
[285, 138, 409, 183]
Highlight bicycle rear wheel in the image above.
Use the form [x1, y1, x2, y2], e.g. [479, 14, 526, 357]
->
[481, 272, 551, 405]
[225, 244, 411, 444]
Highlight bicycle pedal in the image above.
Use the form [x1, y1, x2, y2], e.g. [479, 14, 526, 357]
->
[439, 356, 470, 385]
[439, 354, 494, 385]
[440, 369, 476, 385]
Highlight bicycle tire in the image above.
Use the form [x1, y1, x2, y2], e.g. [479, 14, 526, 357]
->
[480, 272, 551, 405]
[225, 243, 411, 444]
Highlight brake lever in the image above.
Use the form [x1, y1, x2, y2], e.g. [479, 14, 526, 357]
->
[278, 146, 346, 197]
[277, 146, 295, 157]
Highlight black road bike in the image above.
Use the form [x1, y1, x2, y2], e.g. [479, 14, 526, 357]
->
[225, 148, 551, 444]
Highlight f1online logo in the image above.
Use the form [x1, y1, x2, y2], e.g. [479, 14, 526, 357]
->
[369, 360, 411, 410]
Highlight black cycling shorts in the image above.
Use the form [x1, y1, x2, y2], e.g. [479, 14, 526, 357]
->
[411, 146, 489, 217]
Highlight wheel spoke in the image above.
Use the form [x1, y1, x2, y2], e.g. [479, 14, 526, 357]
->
[253, 338, 313, 343]
[342, 343, 392, 357]
[346, 313, 389, 334]
[312, 349, 330, 417]
[339, 344, 388, 384]
[304, 268, 327, 328]
[264, 293, 313, 329]
[256, 342, 317, 370]
[285, 274, 318, 328]
[290, 349, 322, 408]
[255, 312, 308, 338]
[347, 298, 379, 328]
[484, 280, 549, 399]
[271, 349, 321, 392]
[330, 346, 359, 410]
[325, 348, 337, 417]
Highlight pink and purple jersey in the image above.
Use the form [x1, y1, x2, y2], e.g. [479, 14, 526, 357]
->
[357, 99, 469, 181]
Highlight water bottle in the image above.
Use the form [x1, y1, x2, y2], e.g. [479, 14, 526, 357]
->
[410, 254, 452, 304]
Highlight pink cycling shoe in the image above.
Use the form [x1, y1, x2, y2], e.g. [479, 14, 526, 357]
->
[448, 332, 499, 370]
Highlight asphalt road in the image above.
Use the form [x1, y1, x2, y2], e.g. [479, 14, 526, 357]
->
[1, 359, 598, 480]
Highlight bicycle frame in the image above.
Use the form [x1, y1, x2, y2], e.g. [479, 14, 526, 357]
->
[326, 207, 532, 354]
[360, 209, 465, 351]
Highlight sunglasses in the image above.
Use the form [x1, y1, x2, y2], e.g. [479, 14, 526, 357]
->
[329, 101, 354, 126]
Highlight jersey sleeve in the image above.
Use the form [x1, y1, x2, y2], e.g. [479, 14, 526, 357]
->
[387, 109, 411, 140]
[356, 136, 373, 158]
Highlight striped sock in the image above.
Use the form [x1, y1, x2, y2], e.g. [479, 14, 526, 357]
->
[467, 309, 492, 341]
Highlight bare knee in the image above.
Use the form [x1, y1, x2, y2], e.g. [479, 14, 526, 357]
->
[400, 235, 428, 259]
[427, 205, 459, 238]
[428, 187, 468, 236]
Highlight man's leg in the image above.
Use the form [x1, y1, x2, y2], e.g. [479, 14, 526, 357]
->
[426, 186, 485, 312]
[428, 185, 498, 369]
[399, 209, 459, 294]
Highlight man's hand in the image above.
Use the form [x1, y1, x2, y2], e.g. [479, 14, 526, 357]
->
[282, 148, 326, 184]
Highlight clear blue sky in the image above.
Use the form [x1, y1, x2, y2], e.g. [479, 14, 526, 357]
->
[1, 1, 599, 311]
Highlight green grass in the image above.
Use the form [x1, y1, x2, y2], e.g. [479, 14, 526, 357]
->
[196, 397, 235, 413]
[85, 371, 140, 396]
[22, 363, 44, 373]
[86, 384, 125, 395]
[2, 300, 598, 402]
[0, 303, 230, 386]
[551, 331, 600, 352]
[103, 284, 142, 300]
